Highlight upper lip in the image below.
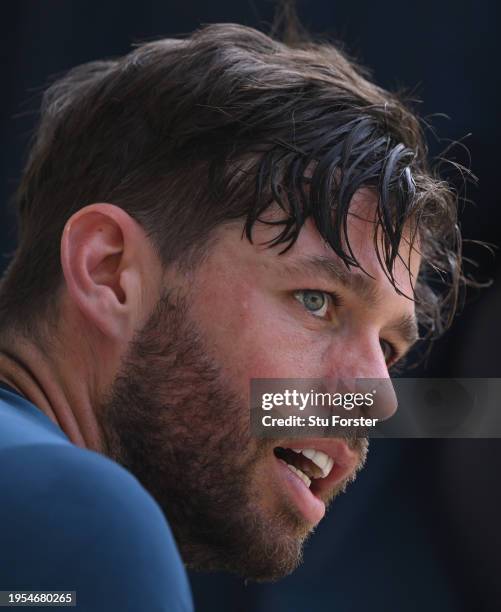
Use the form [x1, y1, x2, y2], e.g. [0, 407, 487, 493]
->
[277, 437, 361, 496]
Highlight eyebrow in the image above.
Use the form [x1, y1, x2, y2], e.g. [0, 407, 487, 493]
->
[282, 255, 420, 347]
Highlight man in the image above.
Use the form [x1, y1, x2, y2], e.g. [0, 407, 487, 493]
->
[0, 23, 461, 611]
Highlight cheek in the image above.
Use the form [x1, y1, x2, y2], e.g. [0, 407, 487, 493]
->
[207, 294, 330, 381]
[191, 270, 335, 386]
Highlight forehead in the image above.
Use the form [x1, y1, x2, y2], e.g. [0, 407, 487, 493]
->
[246, 187, 421, 293]
[181, 186, 422, 354]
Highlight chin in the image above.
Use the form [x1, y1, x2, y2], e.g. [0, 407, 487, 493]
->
[183, 536, 307, 583]
[178, 497, 313, 582]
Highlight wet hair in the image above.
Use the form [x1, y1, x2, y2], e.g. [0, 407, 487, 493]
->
[0, 22, 462, 353]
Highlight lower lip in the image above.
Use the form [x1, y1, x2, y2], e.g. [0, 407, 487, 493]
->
[275, 457, 326, 525]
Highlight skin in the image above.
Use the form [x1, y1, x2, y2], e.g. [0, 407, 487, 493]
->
[0, 187, 421, 580]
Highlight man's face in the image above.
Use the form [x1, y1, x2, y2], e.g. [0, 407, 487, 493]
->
[100, 189, 421, 581]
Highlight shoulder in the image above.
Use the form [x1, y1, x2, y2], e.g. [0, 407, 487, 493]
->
[1, 441, 156, 521]
[0, 443, 193, 612]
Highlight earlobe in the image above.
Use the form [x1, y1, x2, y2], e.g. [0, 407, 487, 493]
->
[60, 203, 143, 341]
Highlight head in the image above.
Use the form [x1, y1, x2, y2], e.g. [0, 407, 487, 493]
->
[0, 24, 461, 580]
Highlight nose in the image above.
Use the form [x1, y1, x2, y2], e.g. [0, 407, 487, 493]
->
[324, 333, 398, 421]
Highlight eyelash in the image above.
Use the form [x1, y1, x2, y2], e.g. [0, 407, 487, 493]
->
[293, 289, 343, 324]
[326, 290, 343, 308]
[380, 339, 399, 367]
[299, 289, 343, 309]
[296, 289, 402, 367]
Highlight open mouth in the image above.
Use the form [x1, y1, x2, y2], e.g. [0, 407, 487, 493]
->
[274, 447, 334, 496]
[272, 441, 359, 525]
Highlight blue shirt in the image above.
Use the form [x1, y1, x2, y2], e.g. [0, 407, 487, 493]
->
[0, 383, 194, 612]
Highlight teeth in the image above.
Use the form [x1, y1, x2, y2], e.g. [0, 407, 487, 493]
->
[301, 449, 334, 479]
[285, 463, 311, 488]
[284, 447, 335, 479]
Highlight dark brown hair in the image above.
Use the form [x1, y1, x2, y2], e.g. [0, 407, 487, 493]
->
[0, 22, 462, 355]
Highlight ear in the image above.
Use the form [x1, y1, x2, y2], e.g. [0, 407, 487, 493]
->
[61, 203, 160, 341]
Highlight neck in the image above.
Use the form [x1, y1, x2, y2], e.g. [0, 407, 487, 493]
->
[0, 335, 105, 451]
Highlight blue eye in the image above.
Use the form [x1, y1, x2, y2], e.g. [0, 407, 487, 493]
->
[294, 290, 329, 317]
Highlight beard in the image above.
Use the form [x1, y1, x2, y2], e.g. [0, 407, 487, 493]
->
[99, 290, 366, 581]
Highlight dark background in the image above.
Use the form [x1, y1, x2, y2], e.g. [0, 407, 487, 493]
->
[1, 1, 500, 610]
